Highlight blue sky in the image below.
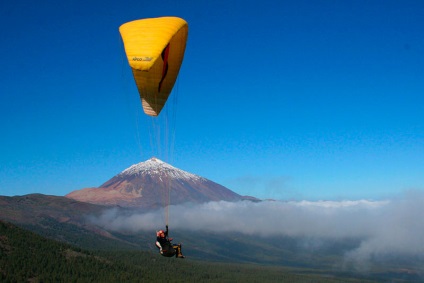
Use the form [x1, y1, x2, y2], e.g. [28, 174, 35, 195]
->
[1, 0, 423, 200]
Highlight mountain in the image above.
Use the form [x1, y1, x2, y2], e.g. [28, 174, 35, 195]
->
[0, 194, 138, 250]
[66, 158, 253, 208]
[0, 193, 104, 224]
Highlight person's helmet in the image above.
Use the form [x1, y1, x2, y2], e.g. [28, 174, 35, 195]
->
[157, 230, 165, 237]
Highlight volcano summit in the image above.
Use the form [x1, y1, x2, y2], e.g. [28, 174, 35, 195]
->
[66, 158, 249, 208]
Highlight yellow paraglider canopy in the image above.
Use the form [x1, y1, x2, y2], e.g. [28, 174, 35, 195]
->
[119, 17, 188, 116]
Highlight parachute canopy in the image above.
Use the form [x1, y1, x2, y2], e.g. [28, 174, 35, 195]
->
[119, 17, 188, 116]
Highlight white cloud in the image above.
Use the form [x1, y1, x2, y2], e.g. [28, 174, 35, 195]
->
[90, 190, 424, 262]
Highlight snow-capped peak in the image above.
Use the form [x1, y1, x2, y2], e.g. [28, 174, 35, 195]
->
[119, 158, 205, 182]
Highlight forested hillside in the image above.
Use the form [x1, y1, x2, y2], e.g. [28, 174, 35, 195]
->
[0, 220, 373, 282]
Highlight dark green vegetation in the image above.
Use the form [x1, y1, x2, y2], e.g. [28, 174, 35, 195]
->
[1, 220, 371, 282]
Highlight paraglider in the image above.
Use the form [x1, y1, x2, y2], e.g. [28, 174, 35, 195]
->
[119, 17, 188, 116]
[120, 17, 189, 258]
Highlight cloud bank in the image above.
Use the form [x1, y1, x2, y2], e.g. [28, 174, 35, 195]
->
[91, 190, 424, 262]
